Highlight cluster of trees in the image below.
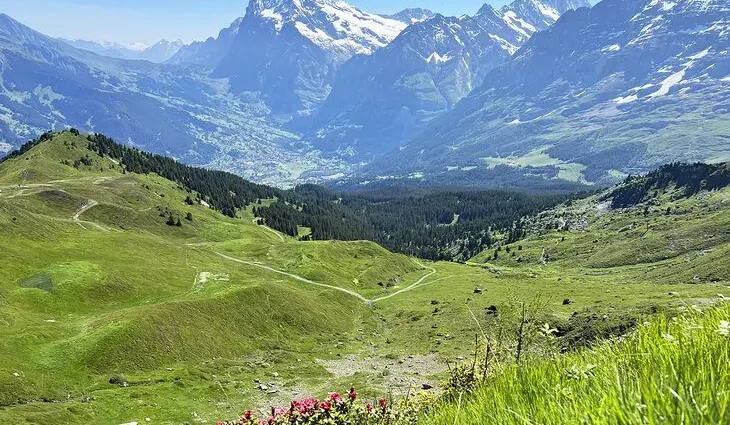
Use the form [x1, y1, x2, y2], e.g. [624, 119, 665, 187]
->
[255, 186, 574, 261]
[609, 162, 730, 208]
[85, 133, 280, 217]
[0, 131, 54, 163]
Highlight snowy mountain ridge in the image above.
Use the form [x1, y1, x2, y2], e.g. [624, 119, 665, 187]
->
[303, 0, 591, 161]
[248, 0, 407, 62]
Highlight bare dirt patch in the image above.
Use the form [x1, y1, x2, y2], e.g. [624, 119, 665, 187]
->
[317, 354, 446, 394]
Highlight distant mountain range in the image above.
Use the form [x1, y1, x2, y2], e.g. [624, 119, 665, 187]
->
[0, 0, 728, 188]
[63, 38, 184, 63]
[303, 0, 590, 161]
[377, 0, 730, 184]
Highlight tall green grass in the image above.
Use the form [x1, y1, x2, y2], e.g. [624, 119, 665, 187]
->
[424, 304, 730, 425]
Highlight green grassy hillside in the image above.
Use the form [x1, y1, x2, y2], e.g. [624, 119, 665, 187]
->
[423, 304, 730, 425]
[0, 131, 727, 425]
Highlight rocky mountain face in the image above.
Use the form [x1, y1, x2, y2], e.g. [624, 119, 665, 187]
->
[376, 0, 730, 184]
[304, 0, 590, 161]
[63, 38, 183, 62]
[212, 0, 407, 115]
[166, 18, 244, 67]
[386, 8, 436, 24]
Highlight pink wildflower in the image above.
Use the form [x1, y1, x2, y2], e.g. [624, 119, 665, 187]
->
[348, 386, 358, 402]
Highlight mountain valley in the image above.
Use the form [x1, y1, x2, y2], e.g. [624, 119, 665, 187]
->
[8, 0, 719, 188]
[0, 130, 727, 424]
[1, 0, 730, 422]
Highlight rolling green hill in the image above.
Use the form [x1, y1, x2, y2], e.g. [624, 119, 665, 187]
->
[0, 131, 727, 425]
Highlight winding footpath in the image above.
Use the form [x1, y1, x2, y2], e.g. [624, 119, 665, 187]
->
[252, 217, 285, 241]
[215, 252, 370, 303]
[214, 253, 446, 306]
[372, 262, 437, 303]
[72, 199, 110, 231]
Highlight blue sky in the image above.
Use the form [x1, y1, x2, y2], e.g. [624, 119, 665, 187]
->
[0, 0, 511, 45]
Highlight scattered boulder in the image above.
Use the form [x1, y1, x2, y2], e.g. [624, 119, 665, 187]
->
[109, 375, 128, 387]
[421, 383, 433, 390]
[430, 300, 440, 305]
[563, 299, 574, 305]
[485, 305, 498, 315]
[693, 275, 702, 282]
[473, 288, 483, 294]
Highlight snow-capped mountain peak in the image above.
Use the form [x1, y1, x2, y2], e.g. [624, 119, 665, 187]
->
[500, 0, 591, 35]
[386, 8, 436, 24]
[247, 0, 406, 61]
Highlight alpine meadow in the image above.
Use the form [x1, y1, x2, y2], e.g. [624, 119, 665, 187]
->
[0, 0, 729, 424]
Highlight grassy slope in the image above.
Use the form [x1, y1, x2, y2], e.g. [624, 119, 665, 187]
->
[417, 182, 730, 425]
[424, 304, 730, 425]
[0, 133, 423, 424]
[0, 132, 726, 424]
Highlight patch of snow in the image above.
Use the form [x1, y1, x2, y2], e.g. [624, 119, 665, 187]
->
[534, 1, 560, 21]
[648, 69, 685, 98]
[426, 51, 452, 64]
[661, 1, 677, 11]
[630, 83, 655, 91]
[260, 8, 284, 31]
[502, 11, 536, 38]
[687, 47, 710, 60]
[614, 94, 638, 104]
[721, 76, 730, 82]
[489, 34, 518, 55]
[602, 44, 621, 53]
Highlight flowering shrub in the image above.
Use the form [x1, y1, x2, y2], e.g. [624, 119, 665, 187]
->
[218, 387, 422, 425]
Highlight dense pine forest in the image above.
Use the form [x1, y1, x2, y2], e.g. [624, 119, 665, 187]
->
[255, 186, 577, 260]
